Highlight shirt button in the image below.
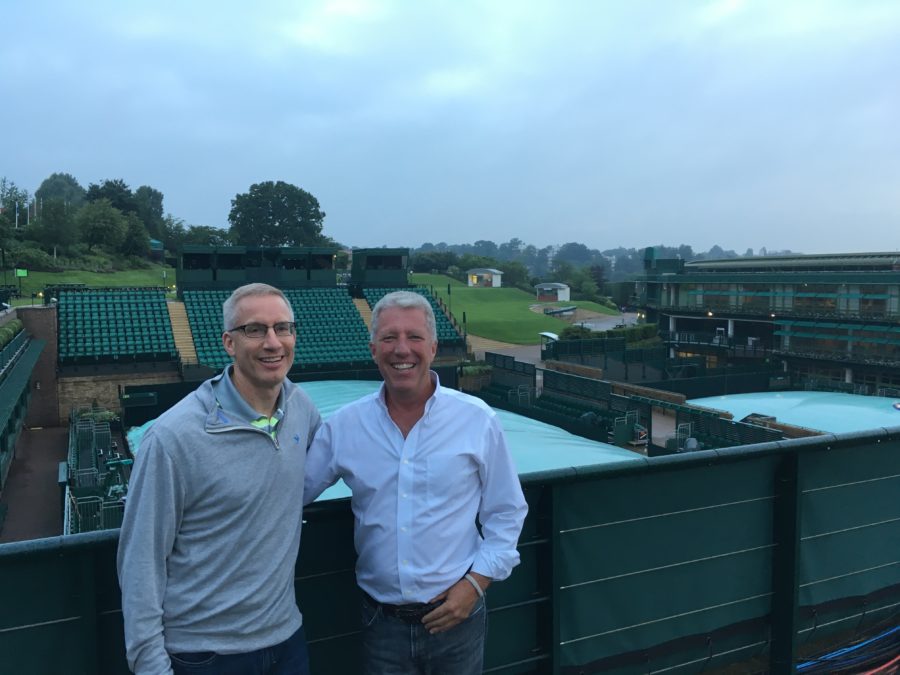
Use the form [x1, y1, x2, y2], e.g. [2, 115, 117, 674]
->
[402, 493, 408, 498]
[401, 526, 407, 532]
[403, 459, 410, 464]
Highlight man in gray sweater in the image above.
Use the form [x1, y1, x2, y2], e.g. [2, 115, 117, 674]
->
[117, 283, 321, 675]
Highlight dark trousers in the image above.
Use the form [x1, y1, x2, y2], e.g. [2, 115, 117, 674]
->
[170, 625, 310, 675]
[361, 593, 487, 675]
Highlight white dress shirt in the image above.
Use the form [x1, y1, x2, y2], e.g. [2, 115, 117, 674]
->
[303, 373, 528, 604]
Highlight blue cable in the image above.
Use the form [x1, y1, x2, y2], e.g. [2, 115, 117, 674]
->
[797, 624, 900, 671]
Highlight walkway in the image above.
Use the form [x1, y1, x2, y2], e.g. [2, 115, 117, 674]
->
[0, 427, 68, 543]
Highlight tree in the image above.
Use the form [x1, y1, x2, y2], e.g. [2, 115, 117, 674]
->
[134, 186, 165, 239]
[120, 213, 151, 256]
[183, 225, 231, 247]
[161, 215, 187, 252]
[33, 198, 78, 255]
[35, 173, 86, 212]
[76, 199, 126, 251]
[86, 179, 137, 215]
[566, 267, 599, 300]
[228, 181, 325, 246]
[458, 254, 498, 271]
[589, 263, 607, 293]
[555, 242, 597, 268]
[497, 238, 524, 261]
[613, 253, 642, 278]
[496, 260, 530, 289]
[0, 177, 30, 235]
[676, 244, 694, 260]
[471, 240, 498, 258]
[551, 259, 574, 282]
[410, 250, 458, 272]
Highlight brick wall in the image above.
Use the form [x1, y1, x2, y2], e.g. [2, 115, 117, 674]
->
[57, 371, 182, 425]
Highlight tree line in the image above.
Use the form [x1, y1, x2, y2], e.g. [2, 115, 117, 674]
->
[1, 172, 798, 304]
[410, 240, 798, 292]
[0, 174, 329, 273]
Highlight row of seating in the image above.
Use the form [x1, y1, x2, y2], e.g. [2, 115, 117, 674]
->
[58, 288, 177, 364]
[55, 285, 465, 369]
[184, 288, 373, 369]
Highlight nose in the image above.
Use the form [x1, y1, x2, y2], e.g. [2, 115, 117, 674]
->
[262, 326, 283, 347]
[393, 336, 411, 353]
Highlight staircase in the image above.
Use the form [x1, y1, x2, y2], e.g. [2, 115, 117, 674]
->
[167, 301, 198, 364]
[353, 297, 373, 332]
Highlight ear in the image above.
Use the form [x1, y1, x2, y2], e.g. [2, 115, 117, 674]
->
[369, 341, 376, 362]
[223, 331, 236, 357]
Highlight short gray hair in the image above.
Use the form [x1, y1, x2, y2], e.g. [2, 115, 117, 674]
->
[370, 291, 437, 342]
[223, 283, 293, 331]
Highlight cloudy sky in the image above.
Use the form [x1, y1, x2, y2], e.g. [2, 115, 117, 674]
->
[3, 0, 899, 254]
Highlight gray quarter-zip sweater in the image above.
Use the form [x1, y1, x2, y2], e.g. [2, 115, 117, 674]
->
[117, 369, 321, 674]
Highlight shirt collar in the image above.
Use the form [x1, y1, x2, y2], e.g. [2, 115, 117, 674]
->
[376, 370, 441, 414]
[213, 365, 285, 425]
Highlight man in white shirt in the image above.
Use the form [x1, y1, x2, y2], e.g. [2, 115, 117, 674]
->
[304, 290, 527, 674]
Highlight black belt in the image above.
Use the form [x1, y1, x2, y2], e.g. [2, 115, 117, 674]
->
[363, 591, 442, 623]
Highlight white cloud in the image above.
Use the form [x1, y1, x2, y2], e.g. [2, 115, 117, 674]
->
[278, 0, 388, 55]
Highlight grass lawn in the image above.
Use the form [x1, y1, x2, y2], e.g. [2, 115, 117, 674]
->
[410, 273, 467, 291]
[410, 273, 620, 344]
[3, 265, 176, 306]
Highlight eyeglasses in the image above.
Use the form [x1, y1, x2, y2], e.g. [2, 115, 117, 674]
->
[227, 322, 296, 339]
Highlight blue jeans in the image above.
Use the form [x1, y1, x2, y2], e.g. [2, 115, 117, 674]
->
[169, 625, 310, 675]
[361, 593, 487, 675]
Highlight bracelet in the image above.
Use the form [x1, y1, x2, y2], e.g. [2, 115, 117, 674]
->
[463, 573, 485, 599]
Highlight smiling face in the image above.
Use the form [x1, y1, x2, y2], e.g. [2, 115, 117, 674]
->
[370, 305, 437, 404]
[223, 293, 295, 411]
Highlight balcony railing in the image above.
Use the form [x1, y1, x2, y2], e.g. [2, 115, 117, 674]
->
[660, 332, 900, 367]
[651, 303, 896, 321]
[772, 347, 900, 368]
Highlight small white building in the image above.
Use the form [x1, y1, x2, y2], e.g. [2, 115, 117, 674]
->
[535, 282, 570, 302]
[467, 268, 503, 288]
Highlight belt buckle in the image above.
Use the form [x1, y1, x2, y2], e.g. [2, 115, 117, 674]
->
[392, 601, 439, 623]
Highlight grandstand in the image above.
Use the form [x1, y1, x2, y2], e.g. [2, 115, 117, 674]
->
[638, 249, 900, 392]
[0, 317, 40, 500]
[57, 287, 176, 365]
[0, 246, 898, 674]
[184, 287, 374, 369]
